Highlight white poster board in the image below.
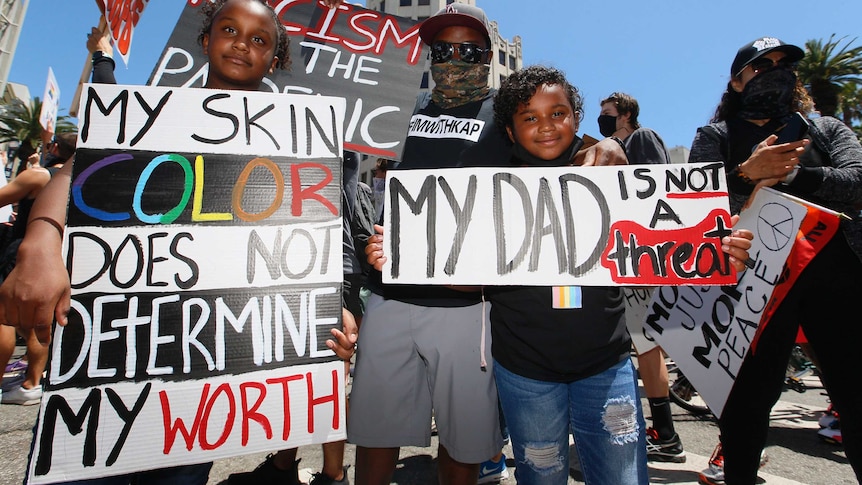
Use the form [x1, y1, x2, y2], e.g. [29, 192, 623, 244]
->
[643, 187, 807, 417]
[383, 163, 737, 287]
[623, 287, 658, 355]
[28, 84, 347, 484]
[39, 67, 60, 132]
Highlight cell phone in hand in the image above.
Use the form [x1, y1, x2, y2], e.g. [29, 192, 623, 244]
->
[775, 112, 809, 144]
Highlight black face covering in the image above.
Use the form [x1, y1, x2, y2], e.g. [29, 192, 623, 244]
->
[597, 114, 617, 137]
[738, 66, 797, 120]
[510, 137, 584, 167]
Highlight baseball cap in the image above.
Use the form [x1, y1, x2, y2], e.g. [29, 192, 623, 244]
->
[418, 3, 491, 47]
[731, 36, 805, 76]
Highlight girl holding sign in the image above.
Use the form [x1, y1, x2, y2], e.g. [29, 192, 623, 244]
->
[0, 1, 355, 485]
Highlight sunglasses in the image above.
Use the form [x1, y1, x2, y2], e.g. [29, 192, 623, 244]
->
[430, 41, 489, 65]
[742, 57, 798, 76]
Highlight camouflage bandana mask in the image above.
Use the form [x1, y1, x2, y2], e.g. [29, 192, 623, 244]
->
[431, 60, 491, 108]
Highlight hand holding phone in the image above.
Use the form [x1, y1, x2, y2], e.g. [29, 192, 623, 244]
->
[774, 112, 808, 184]
[775, 112, 809, 144]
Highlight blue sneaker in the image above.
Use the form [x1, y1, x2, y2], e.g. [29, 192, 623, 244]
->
[477, 455, 508, 484]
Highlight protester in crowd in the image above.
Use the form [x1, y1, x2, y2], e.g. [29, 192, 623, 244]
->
[599, 91, 686, 464]
[489, 65, 755, 485]
[87, 24, 116, 84]
[370, 157, 389, 223]
[688, 36, 862, 485]
[347, 5, 631, 485]
[0, 1, 355, 484]
[0, 132, 75, 405]
[351, 179, 376, 320]
[363, 64, 753, 485]
[486, 65, 649, 485]
[347, 7, 508, 483]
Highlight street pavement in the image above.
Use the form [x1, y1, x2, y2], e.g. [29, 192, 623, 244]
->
[1, 349, 856, 485]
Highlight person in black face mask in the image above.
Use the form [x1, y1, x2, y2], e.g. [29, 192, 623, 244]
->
[598, 92, 688, 465]
[598, 92, 670, 166]
[690, 37, 862, 485]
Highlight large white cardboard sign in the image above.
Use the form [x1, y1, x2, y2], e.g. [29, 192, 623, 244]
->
[39, 67, 60, 132]
[28, 84, 347, 484]
[383, 163, 737, 286]
[642, 187, 808, 417]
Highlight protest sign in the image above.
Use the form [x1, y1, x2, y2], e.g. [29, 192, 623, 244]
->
[623, 287, 658, 355]
[382, 162, 737, 286]
[642, 187, 811, 417]
[39, 67, 60, 132]
[0, 171, 12, 223]
[28, 83, 347, 484]
[148, 0, 425, 161]
[101, 0, 149, 67]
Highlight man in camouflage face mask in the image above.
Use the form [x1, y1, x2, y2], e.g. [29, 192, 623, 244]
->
[348, 5, 629, 485]
[348, 5, 511, 485]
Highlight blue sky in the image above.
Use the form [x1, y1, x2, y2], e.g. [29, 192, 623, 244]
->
[8, 0, 862, 150]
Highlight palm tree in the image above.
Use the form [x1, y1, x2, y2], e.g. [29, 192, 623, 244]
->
[0, 97, 76, 175]
[797, 35, 862, 117]
[839, 82, 862, 126]
[839, 82, 862, 143]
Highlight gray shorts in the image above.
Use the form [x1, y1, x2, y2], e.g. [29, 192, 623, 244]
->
[347, 293, 502, 463]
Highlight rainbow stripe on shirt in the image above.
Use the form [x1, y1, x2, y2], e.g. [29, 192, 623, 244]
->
[552, 286, 582, 309]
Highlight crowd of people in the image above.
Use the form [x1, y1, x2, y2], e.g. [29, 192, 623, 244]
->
[1, 1, 860, 485]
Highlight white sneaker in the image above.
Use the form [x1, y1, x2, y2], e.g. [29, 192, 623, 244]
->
[2, 384, 42, 405]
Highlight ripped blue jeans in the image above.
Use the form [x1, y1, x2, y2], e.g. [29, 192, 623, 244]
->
[495, 359, 648, 485]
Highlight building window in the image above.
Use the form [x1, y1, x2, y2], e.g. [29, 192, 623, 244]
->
[499, 75, 506, 86]
[509, 55, 516, 70]
[418, 0, 430, 4]
[498, 50, 505, 65]
[400, 0, 411, 5]
[421, 71, 429, 89]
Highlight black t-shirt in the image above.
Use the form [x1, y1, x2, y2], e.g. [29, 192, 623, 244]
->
[486, 285, 632, 382]
[369, 91, 512, 307]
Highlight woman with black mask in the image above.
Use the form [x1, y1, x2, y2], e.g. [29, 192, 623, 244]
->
[690, 37, 862, 485]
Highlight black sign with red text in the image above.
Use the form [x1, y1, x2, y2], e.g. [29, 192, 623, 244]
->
[148, 0, 425, 161]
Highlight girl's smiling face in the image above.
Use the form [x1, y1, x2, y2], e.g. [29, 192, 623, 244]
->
[506, 83, 579, 161]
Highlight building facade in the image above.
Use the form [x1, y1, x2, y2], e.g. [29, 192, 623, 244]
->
[0, 0, 28, 103]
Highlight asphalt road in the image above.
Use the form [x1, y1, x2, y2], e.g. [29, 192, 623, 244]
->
[1, 351, 856, 484]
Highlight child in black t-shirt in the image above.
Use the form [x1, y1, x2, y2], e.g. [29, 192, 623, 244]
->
[485, 65, 754, 485]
